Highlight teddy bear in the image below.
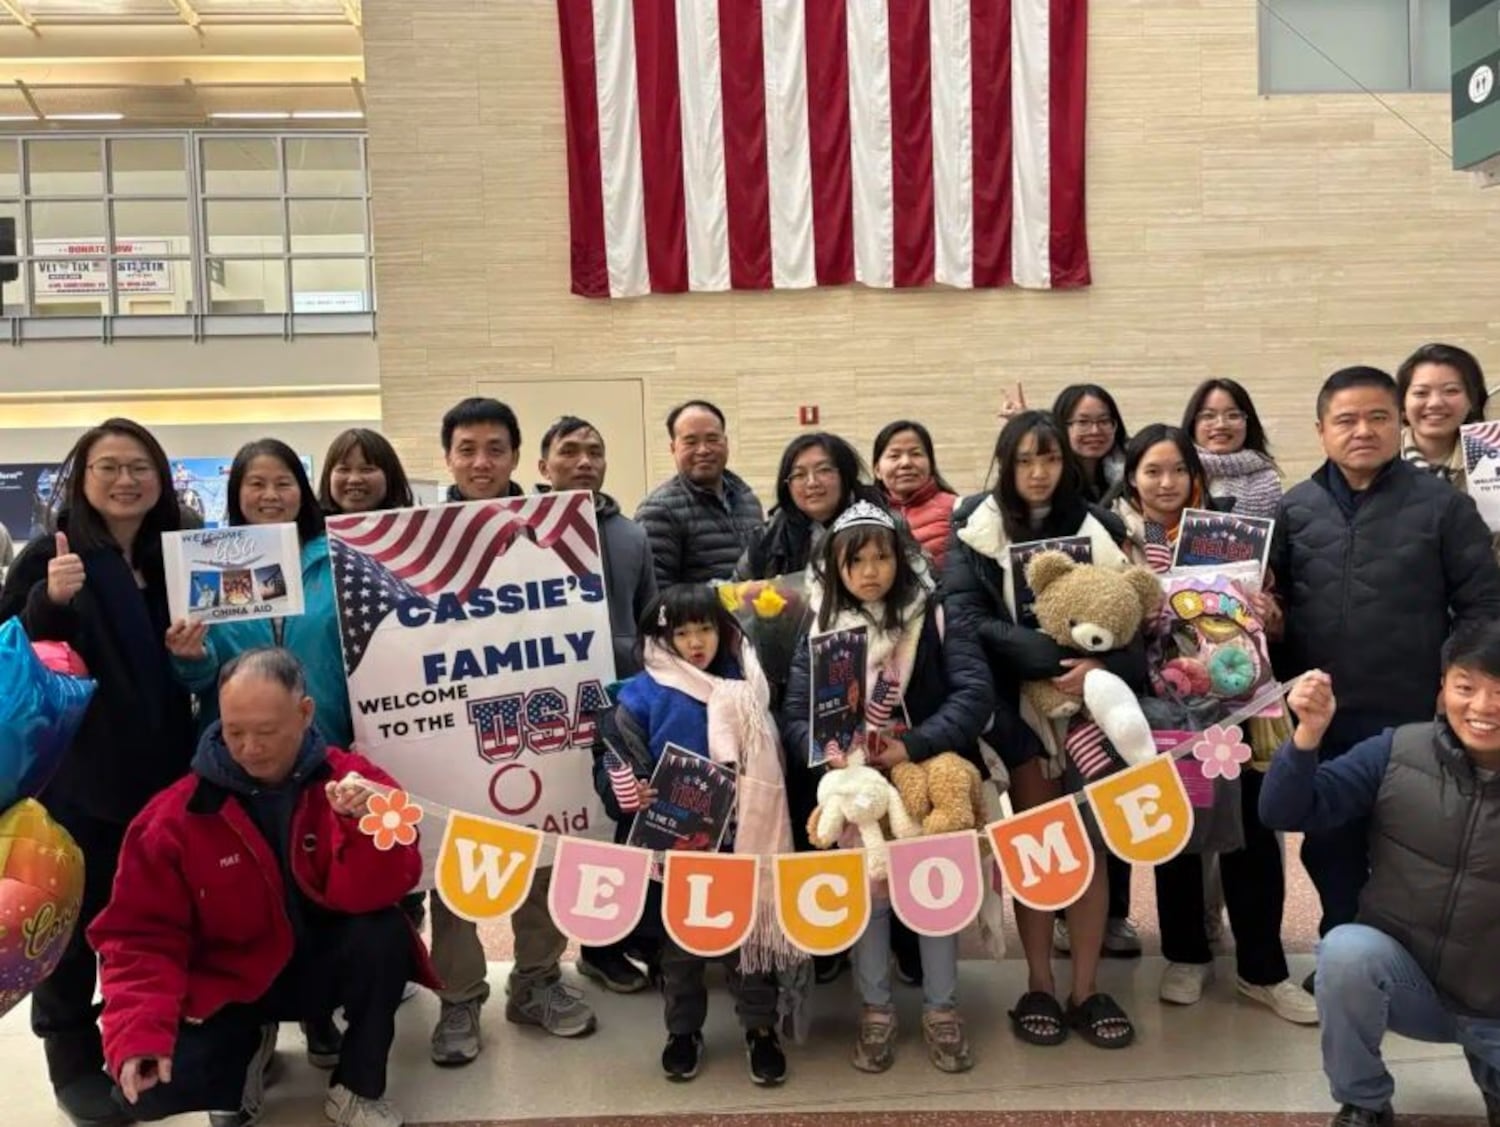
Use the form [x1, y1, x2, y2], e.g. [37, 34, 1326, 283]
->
[1021, 549, 1164, 769]
[889, 752, 986, 836]
[806, 746, 920, 879]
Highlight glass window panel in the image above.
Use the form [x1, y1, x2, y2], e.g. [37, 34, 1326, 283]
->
[201, 137, 279, 195]
[1261, 0, 1410, 93]
[292, 257, 368, 313]
[205, 199, 284, 255]
[30, 261, 107, 317]
[289, 198, 367, 253]
[113, 259, 188, 316]
[0, 139, 18, 196]
[112, 199, 191, 246]
[28, 199, 106, 246]
[26, 138, 104, 196]
[209, 257, 287, 314]
[285, 136, 365, 196]
[1413, 0, 1450, 93]
[109, 137, 188, 195]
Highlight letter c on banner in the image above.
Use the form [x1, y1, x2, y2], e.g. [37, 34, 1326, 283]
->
[436, 811, 543, 922]
[986, 796, 1095, 912]
[886, 832, 984, 937]
[546, 837, 652, 947]
[662, 852, 759, 958]
[1084, 754, 1195, 865]
[773, 851, 870, 956]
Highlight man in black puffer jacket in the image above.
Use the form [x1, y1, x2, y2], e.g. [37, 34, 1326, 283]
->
[1269, 366, 1500, 939]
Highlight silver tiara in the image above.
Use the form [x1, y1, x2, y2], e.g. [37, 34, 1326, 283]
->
[831, 499, 895, 535]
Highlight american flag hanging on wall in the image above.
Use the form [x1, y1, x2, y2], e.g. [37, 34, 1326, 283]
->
[556, 0, 1090, 298]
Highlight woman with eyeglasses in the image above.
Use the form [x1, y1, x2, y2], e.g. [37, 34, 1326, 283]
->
[0, 418, 195, 1127]
[1052, 385, 1131, 503]
[1182, 379, 1281, 521]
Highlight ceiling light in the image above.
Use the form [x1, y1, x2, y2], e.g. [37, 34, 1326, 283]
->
[46, 113, 125, 122]
[0, 114, 38, 122]
[210, 111, 291, 121]
[292, 111, 365, 120]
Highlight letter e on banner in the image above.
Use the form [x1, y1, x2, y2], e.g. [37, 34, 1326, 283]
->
[662, 853, 759, 958]
[773, 851, 870, 956]
[886, 832, 984, 937]
[986, 797, 1094, 912]
[547, 838, 652, 947]
[1084, 755, 1194, 866]
[436, 811, 542, 922]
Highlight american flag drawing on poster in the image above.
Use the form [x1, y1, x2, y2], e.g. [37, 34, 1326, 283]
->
[1460, 421, 1500, 533]
[327, 493, 600, 676]
[556, 0, 1090, 298]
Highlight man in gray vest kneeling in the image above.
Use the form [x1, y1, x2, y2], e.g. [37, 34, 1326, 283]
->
[1262, 622, 1500, 1127]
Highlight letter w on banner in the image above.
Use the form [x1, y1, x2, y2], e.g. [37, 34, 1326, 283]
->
[327, 492, 614, 863]
[987, 796, 1094, 912]
[555, 0, 1091, 297]
[436, 813, 543, 922]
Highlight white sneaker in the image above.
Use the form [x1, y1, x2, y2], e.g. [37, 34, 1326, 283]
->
[1237, 977, 1320, 1025]
[1103, 917, 1142, 956]
[324, 1084, 403, 1127]
[1160, 961, 1214, 1005]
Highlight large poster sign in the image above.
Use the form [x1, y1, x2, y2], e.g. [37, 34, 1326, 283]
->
[32, 240, 174, 297]
[0, 464, 61, 544]
[327, 493, 613, 847]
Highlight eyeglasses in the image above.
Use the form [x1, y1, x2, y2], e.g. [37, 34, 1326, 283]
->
[87, 460, 157, 482]
[1196, 410, 1247, 426]
[1067, 416, 1117, 433]
[786, 463, 838, 487]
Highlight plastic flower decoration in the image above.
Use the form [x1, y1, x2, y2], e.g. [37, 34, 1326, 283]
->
[358, 789, 423, 851]
[1190, 724, 1253, 781]
[751, 585, 788, 618]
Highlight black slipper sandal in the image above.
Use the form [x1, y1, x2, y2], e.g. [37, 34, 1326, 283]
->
[1007, 990, 1068, 1046]
[1066, 992, 1135, 1049]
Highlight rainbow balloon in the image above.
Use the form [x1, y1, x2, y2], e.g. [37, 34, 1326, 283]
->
[0, 799, 84, 1018]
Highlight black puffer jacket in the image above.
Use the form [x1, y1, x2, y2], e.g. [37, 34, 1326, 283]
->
[733, 507, 822, 582]
[779, 605, 994, 770]
[1270, 459, 1500, 722]
[634, 470, 765, 587]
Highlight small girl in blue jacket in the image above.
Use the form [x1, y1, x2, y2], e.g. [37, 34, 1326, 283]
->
[595, 583, 796, 1087]
[781, 501, 994, 1075]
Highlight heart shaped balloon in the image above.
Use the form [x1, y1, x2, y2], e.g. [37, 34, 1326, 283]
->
[0, 798, 85, 1018]
[0, 619, 96, 811]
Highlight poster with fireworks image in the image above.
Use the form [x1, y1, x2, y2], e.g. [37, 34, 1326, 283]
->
[625, 744, 737, 855]
[1171, 510, 1273, 574]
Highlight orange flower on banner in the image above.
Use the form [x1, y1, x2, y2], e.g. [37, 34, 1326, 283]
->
[358, 789, 423, 852]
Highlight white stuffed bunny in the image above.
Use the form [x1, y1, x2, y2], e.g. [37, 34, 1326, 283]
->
[811, 746, 920, 879]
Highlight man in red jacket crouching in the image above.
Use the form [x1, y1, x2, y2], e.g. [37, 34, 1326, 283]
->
[88, 647, 438, 1127]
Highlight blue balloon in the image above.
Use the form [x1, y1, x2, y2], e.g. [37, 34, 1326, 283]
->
[0, 619, 96, 810]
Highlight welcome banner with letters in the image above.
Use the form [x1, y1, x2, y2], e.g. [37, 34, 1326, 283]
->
[327, 494, 614, 848]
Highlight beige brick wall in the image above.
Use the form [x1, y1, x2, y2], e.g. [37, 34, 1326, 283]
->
[363, 0, 1500, 506]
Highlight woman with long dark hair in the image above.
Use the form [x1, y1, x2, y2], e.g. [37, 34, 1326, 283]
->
[0, 418, 194, 1126]
[1053, 385, 1130, 503]
[1182, 379, 1281, 521]
[872, 420, 959, 568]
[1396, 343, 1489, 490]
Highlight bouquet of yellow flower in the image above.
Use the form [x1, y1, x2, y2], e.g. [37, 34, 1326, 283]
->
[714, 570, 813, 689]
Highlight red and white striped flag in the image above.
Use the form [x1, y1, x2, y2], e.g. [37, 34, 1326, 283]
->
[556, 0, 1089, 298]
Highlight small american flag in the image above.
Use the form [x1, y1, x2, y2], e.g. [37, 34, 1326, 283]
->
[327, 493, 601, 677]
[602, 748, 643, 812]
[866, 667, 900, 731]
[1141, 522, 1175, 576]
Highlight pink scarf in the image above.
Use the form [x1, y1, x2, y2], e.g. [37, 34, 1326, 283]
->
[641, 638, 803, 973]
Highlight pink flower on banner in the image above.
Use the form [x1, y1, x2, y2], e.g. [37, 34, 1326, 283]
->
[1191, 724, 1253, 781]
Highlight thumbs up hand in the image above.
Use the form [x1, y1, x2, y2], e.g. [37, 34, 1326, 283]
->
[46, 532, 86, 606]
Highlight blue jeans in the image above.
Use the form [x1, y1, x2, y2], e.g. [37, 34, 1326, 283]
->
[852, 900, 958, 1011]
[1318, 923, 1500, 1110]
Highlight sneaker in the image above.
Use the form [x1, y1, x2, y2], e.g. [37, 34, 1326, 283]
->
[506, 977, 597, 1037]
[302, 1014, 342, 1069]
[1237, 977, 1320, 1025]
[851, 1006, 898, 1073]
[921, 1008, 974, 1073]
[208, 1022, 278, 1127]
[1160, 961, 1214, 1005]
[662, 1032, 704, 1081]
[54, 1072, 132, 1127]
[745, 1027, 786, 1086]
[1053, 918, 1072, 955]
[1103, 917, 1143, 957]
[430, 999, 483, 1066]
[324, 1084, 403, 1127]
[578, 949, 650, 994]
[1329, 1104, 1393, 1127]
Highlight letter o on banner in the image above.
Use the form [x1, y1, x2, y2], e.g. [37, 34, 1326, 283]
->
[1084, 755, 1195, 866]
[546, 838, 652, 947]
[662, 852, 759, 958]
[772, 850, 870, 956]
[986, 796, 1094, 912]
[886, 832, 984, 937]
[435, 812, 543, 922]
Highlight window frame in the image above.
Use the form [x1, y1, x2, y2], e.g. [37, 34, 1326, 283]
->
[1257, 0, 1452, 95]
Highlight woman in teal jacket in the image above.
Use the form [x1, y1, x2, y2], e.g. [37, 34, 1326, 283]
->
[165, 438, 352, 748]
